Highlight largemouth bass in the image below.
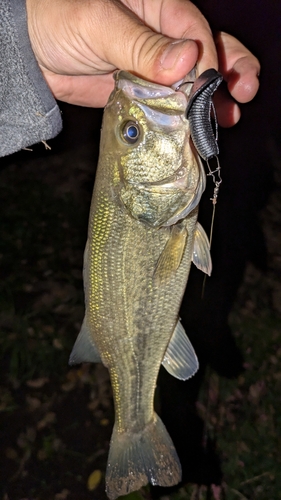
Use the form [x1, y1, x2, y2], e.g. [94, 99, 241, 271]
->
[70, 71, 212, 499]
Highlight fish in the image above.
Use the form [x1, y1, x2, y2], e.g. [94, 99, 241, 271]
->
[69, 70, 212, 500]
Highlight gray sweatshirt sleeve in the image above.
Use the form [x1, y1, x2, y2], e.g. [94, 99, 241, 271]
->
[0, 0, 62, 157]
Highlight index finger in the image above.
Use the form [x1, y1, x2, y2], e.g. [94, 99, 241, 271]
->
[215, 31, 260, 103]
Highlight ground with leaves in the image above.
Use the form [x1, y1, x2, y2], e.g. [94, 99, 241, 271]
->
[0, 105, 281, 500]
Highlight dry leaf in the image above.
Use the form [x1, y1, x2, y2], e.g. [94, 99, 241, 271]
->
[26, 377, 49, 388]
[248, 380, 266, 403]
[87, 469, 102, 491]
[5, 447, 18, 460]
[26, 396, 41, 411]
[53, 338, 63, 349]
[100, 418, 109, 426]
[211, 484, 222, 500]
[37, 411, 56, 430]
[61, 381, 76, 392]
[55, 489, 70, 500]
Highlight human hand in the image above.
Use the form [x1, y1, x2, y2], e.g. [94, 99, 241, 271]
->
[26, 0, 260, 127]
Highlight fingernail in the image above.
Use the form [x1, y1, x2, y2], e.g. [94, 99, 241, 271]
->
[160, 40, 189, 70]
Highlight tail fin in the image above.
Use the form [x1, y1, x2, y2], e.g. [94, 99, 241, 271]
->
[106, 413, 181, 500]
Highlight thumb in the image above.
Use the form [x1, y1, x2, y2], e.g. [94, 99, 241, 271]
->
[88, 1, 199, 86]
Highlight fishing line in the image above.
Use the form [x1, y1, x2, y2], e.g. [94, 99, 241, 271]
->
[207, 155, 222, 243]
[201, 155, 222, 299]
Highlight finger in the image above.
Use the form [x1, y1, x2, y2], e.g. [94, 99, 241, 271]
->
[215, 32, 260, 103]
[228, 56, 260, 103]
[42, 70, 115, 107]
[213, 83, 241, 128]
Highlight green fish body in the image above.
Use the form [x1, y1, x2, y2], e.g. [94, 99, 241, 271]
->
[70, 71, 211, 499]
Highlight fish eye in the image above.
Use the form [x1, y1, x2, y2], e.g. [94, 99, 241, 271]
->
[121, 121, 141, 144]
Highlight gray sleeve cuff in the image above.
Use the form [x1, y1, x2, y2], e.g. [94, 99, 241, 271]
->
[0, 0, 62, 157]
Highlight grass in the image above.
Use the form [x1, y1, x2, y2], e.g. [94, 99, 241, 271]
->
[202, 313, 281, 500]
[0, 154, 88, 383]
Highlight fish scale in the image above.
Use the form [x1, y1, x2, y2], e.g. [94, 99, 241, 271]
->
[87, 193, 188, 428]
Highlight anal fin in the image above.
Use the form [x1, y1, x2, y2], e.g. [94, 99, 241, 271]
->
[69, 316, 101, 365]
[162, 320, 198, 380]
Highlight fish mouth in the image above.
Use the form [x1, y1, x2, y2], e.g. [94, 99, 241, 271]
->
[115, 70, 188, 113]
[128, 164, 191, 193]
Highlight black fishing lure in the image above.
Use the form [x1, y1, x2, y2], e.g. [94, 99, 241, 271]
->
[186, 68, 223, 161]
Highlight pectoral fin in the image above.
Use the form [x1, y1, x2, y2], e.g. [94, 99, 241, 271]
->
[154, 225, 187, 286]
[162, 320, 198, 380]
[69, 316, 101, 365]
[192, 222, 212, 276]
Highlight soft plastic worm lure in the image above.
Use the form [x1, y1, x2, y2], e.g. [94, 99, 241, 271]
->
[185, 68, 223, 162]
